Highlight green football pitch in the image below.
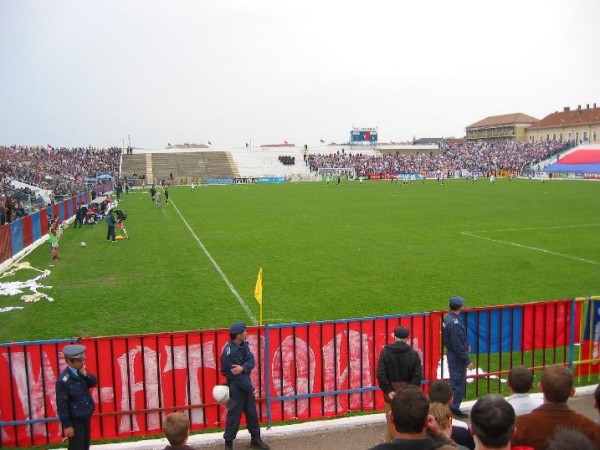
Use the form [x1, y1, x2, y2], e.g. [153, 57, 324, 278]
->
[2, 178, 600, 343]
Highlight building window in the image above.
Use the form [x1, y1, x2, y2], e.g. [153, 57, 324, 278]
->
[559, 134, 563, 142]
[553, 133, 556, 141]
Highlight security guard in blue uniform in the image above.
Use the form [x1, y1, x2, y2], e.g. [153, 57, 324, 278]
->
[443, 296, 473, 419]
[56, 344, 97, 450]
[220, 322, 269, 450]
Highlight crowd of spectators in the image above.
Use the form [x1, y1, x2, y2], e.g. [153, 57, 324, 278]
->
[0, 145, 120, 198]
[0, 145, 121, 225]
[307, 140, 574, 178]
[368, 365, 599, 450]
[0, 190, 28, 226]
[278, 155, 296, 166]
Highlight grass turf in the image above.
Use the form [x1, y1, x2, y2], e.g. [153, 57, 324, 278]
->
[1, 178, 599, 343]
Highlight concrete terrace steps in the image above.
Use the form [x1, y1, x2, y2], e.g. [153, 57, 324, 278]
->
[120, 154, 147, 178]
[229, 148, 312, 178]
[226, 152, 240, 178]
[148, 152, 236, 181]
[145, 153, 153, 182]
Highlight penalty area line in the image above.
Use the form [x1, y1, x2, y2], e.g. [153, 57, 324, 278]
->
[170, 200, 258, 325]
[460, 231, 600, 266]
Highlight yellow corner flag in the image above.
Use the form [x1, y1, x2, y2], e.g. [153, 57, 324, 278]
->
[254, 267, 263, 325]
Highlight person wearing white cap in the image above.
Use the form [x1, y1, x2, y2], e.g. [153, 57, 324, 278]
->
[443, 296, 473, 419]
[56, 344, 97, 450]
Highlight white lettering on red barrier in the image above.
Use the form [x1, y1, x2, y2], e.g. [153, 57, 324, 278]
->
[271, 335, 316, 418]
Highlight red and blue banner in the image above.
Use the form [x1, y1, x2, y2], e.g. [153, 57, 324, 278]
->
[465, 300, 581, 354]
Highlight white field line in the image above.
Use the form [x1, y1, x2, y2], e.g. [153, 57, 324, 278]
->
[170, 200, 258, 325]
[470, 223, 600, 233]
[461, 226, 600, 266]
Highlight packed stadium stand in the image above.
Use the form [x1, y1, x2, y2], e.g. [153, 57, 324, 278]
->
[0, 139, 590, 225]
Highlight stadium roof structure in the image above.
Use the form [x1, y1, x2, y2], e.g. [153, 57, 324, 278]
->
[543, 147, 600, 173]
[260, 142, 296, 147]
[466, 113, 538, 129]
[529, 104, 600, 130]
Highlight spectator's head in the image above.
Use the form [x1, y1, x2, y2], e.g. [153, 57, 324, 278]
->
[594, 383, 600, 413]
[393, 326, 409, 342]
[470, 394, 516, 449]
[389, 385, 430, 435]
[163, 412, 190, 446]
[428, 402, 452, 436]
[507, 365, 534, 394]
[428, 381, 453, 406]
[449, 296, 465, 312]
[539, 365, 574, 404]
[544, 427, 595, 450]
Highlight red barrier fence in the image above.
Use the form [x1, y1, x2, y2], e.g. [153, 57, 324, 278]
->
[0, 298, 597, 448]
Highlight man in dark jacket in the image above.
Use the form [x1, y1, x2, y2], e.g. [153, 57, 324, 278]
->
[377, 326, 423, 441]
[56, 344, 97, 450]
[220, 322, 270, 450]
[443, 296, 472, 419]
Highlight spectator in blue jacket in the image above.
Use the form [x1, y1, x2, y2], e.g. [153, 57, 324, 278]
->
[106, 209, 116, 241]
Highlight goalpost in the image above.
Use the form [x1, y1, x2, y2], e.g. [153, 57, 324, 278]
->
[317, 167, 356, 181]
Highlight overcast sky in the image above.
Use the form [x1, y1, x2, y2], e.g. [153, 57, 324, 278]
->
[1, 0, 599, 149]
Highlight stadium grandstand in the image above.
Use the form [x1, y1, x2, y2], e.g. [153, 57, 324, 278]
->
[0, 138, 584, 224]
[2, 136, 600, 449]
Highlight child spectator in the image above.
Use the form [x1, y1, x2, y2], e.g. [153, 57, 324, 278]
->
[163, 413, 194, 450]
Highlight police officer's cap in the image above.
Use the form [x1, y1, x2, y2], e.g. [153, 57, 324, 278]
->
[449, 296, 466, 308]
[62, 344, 87, 359]
[230, 322, 247, 335]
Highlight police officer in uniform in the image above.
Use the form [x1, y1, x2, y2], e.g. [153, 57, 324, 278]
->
[56, 344, 97, 450]
[443, 296, 473, 419]
[220, 322, 270, 450]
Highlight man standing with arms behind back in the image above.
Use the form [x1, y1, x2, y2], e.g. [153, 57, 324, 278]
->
[220, 322, 270, 450]
[443, 296, 472, 419]
[377, 325, 423, 441]
[56, 344, 97, 450]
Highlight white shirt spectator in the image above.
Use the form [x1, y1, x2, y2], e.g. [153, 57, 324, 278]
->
[506, 393, 543, 416]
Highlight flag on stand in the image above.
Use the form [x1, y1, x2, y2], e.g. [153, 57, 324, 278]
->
[254, 268, 263, 325]
[254, 268, 263, 305]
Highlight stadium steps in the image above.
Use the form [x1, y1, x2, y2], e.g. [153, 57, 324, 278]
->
[227, 152, 241, 178]
[145, 153, 153, 183]
[149, 152, 236, 181]
[229, 148, 312, 178]
[120, 154, 147, 178]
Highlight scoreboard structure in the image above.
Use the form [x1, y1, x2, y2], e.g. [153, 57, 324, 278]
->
[350, 127, 378, 145]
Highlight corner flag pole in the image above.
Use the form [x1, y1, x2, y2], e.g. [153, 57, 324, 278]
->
[254, 267, 263, 325]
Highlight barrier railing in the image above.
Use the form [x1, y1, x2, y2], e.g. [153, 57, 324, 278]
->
[0, 297, 598, 448]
